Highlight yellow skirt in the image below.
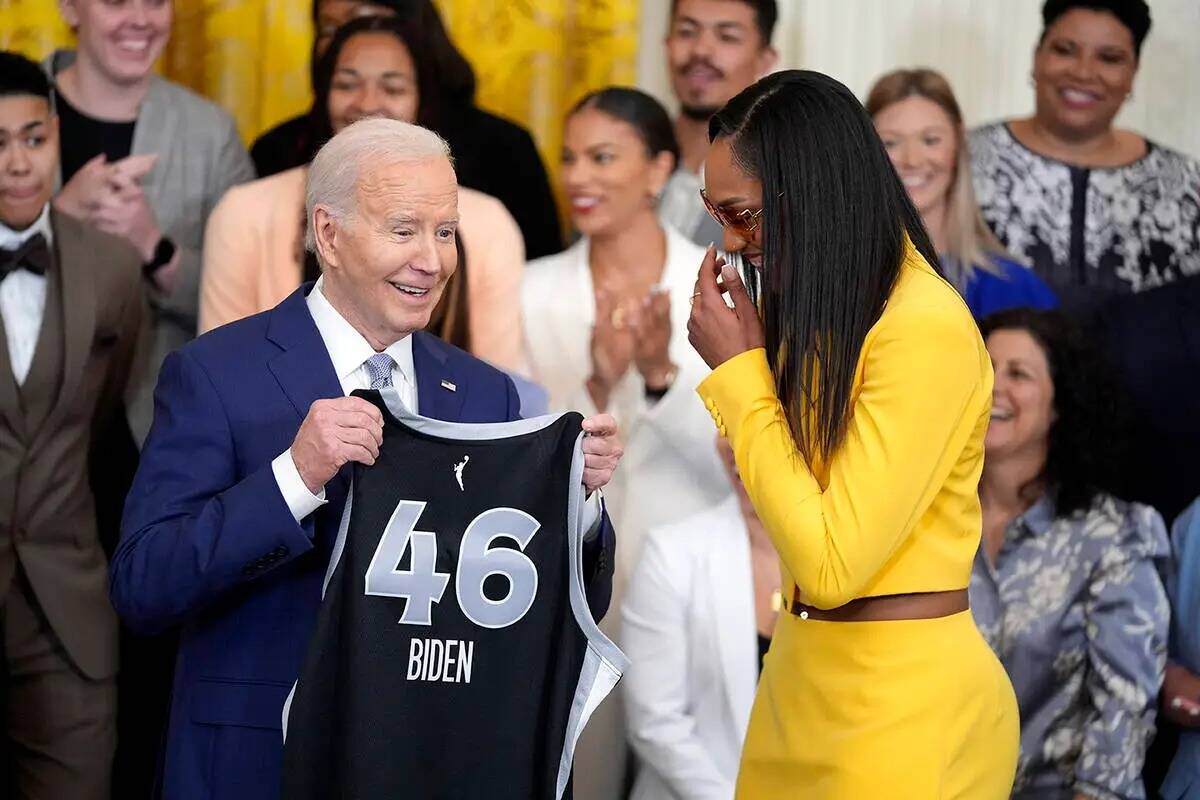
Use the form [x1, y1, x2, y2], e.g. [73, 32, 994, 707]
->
[736, 609, 1018, 799]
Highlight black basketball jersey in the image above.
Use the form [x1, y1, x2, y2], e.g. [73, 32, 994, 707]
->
[281, 389, 626, 800]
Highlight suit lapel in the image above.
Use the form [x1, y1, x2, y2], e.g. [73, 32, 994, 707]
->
[707, 498, 758, 736]
[412, 332, 465, 421]
[34, 216, 95, 449]
[266, 285, 343, 421]
[266, 285, 349, 505]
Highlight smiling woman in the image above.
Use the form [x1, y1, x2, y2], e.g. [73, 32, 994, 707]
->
[867, 68, 1058, 320]
[970, 0, 1200, 311]
[198, 13, 527, 371]
[972, 307, 1169, 800]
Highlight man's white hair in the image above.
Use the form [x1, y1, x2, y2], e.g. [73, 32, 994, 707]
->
[304, 118, 453, 253]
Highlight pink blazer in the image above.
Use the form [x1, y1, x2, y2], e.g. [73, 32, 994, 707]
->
[198, 166, 526, 371]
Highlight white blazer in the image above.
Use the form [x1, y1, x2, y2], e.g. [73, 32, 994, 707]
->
[521, 224, 731, 591]
[622, 496, 758, 800]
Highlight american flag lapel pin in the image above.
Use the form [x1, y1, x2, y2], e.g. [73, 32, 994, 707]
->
[440, 379, 457, 392]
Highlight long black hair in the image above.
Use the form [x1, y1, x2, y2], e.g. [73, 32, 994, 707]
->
[309, 14, 445, 147]
[708, 69, 940, 462]
[569, 87, 680, 168]
[979, 308, 1131, 516]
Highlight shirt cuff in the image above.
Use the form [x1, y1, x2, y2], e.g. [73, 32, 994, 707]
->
[582, 491, 603, 542]
[271, 448, 327, 523]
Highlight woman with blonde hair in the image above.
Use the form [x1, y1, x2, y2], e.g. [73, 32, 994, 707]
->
[867, 68, 1057, 319]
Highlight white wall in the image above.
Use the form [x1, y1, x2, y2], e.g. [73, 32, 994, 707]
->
[638, 0, 1200, 157]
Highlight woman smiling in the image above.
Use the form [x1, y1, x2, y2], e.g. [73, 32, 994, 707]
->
[868, 69, 1057, 320]
[970, 0, 1200, 311]
[970, 308, 1169, 800]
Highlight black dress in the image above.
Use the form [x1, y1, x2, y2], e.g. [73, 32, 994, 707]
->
[250, 105, 563, 259]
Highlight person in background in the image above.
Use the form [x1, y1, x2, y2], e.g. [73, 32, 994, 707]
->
[1163, 496, 1200, 800]
[970, 0, 1200, 313]
[867, 68, 1057, 320]
[47, 0, 254, 442]
[970, 307, 1169, 800]
[1082, 272, 1200, 527]
[522, 86, 730, 799]
[0, 51, 142, 800]
[200, 14, 526, 372]
[622, 436, 777, 800]
[251, 0, 563, 259]
[659, 0, 777, 247]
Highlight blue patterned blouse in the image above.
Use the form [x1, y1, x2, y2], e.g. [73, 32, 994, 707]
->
[970, 492, 1170, 800]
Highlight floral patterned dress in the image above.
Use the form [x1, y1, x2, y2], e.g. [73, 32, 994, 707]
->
[970, 493, 1171, 799]
[970, 122, 1200, 312]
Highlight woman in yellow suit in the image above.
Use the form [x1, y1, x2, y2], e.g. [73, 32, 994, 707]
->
[686, 70, 1019, 798]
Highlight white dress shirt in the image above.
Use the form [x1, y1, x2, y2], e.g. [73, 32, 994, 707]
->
[272, 277, 601, 532]
[0, 205, 53, 387]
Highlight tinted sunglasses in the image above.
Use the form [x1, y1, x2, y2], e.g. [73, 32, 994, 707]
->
[699, 188, 773, 237]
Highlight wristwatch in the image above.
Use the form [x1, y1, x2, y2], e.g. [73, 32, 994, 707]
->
[644, 364, 678, 400]
[142, 236, 177, 279]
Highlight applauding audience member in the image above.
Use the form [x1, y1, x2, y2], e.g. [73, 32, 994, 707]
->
[522, 86, 730, 800]
[47, 0, 254, 442]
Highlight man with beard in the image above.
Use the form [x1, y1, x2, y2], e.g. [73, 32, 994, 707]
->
[660, 0, 778, 246]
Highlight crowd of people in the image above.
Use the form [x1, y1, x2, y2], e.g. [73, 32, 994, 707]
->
[0, 0, 1198, 798]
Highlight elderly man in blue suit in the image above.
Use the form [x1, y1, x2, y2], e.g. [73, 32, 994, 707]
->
[111, 118, 624, 800]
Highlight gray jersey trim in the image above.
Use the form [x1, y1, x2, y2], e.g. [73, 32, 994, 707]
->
[555, 431, 629, 799]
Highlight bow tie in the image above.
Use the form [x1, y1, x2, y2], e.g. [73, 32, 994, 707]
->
[0, 233, 52, 280]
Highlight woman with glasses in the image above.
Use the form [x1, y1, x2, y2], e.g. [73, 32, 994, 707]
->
[687, 70, 1019, 797]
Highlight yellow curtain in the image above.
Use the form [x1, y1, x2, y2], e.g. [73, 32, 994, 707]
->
[0, 0, 639, 166]
[0, 0, 313, 143]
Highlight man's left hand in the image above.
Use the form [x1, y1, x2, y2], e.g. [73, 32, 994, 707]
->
[581, 414, 623, 494]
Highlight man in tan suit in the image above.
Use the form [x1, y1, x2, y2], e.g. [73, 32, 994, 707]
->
[0, 51, 142, 800]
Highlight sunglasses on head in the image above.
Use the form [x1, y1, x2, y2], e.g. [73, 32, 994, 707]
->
[699, 188, 770, 237]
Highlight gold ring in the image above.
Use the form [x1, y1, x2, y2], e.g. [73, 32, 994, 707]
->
[610, 307, 626, 329]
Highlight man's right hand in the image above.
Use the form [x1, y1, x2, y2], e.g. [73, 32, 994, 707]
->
[291, 397, 384, 494]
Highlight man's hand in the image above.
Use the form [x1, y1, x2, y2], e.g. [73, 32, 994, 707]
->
[290, 397, 385, 494]
[580, 414, 623, 494]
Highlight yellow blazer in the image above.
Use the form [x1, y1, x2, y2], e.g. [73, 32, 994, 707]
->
[198, 166, 527, 371]
[698, 250, 994, 609]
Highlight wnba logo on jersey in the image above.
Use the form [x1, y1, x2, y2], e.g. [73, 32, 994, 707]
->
[453, 456, 469, 491]
[364, 500, 543, 683]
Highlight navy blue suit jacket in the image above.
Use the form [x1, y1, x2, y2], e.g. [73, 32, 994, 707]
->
[111, 286, 614, 800]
